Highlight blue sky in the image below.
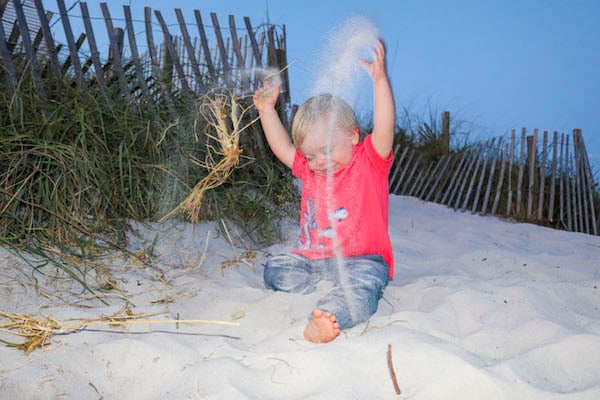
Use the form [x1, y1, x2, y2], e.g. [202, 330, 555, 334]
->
[46, 0, 600, 170]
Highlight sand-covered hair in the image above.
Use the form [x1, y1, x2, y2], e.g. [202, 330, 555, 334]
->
[291, 94, 358, 146]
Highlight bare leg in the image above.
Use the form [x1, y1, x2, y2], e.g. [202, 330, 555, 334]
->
[303, 309, 341, 343]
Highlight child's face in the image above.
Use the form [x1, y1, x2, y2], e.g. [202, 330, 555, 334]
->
[299, 119, 359, 176]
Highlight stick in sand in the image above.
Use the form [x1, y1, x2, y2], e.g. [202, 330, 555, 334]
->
[387, 344, 402, 395]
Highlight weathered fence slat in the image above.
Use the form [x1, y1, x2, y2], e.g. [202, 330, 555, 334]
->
[32, 0, 61, 77]
[228, 15, 244, 70]
[100, 2, 134, 105]
[565, 135, 573, 231]
[536, 131, 548, 220]
[402, 153, 422, 195]
[526, 130, 537, 218]
[571, 146, 580, 232]
[57, 0, 86, 89]
[154, 9, 192, 95]
[389, 146, 408, 192]
[577, 131, 598, 235]
[12, 0, 46, 97]
[548, 131, 558, 222]
[472, 138, 496, 214]
[0, 10, 17, 88]
[573, 131, 584, 232]
[412, 162, 433, 197]
[445, 149, 473, 207]
[6, 13, 21, 52]
[574, 129, 589, 233]
[144, 6, 177, 120]
[453, 149, 479, 210]
[427, 154, 451, 202]
[506, 130, 516, 215]
[123, 5, 155, 115]
[244, 16, 262, 68]
[491, 143, 509, 215]
[193, 10, 216, 82]
[408, 167, 426, 197]
[516, 128, 526, 214]
[481, 138, 503, 216]
[79, 2, 107, 91]
[174, 8, 205, 92]
[392, 149, 414, 194]
[461, 141, 488, 212]
[210, 12, 231, 86]
[423, 154, 449, 201]
[60, 32, 85, 75]
[558, 133, 565, 226]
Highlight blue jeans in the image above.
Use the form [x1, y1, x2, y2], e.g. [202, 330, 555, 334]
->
[264, 254, 389, 330]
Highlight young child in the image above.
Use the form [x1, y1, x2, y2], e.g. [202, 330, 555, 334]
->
[253, 39, 395, 343]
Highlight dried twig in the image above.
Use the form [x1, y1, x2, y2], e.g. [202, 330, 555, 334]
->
[387, 344, 401, 395]
[218, 219, 256, 275]
[0, 310, 239, 354]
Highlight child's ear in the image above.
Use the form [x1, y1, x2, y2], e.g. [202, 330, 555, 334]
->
[350, 126, 360, 145]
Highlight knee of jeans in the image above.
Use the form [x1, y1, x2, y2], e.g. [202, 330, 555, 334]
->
[263, 262, 280, 290]
[263, 258, 300, 291]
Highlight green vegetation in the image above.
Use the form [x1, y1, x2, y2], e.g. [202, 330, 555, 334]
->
[0, 62, 296, 298]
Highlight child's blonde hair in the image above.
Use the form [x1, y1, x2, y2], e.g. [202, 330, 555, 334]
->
[291, 94, 359, 146]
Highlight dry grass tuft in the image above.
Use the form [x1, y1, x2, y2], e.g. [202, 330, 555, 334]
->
[0, 308, 239, 354]
[0, 311, 61, 354]
[162, 91, 259, 223]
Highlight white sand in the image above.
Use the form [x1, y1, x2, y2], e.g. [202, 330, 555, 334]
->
[1, 195, 599, 399]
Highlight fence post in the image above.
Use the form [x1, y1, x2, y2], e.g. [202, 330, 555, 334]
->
[441, 111, 450, 155]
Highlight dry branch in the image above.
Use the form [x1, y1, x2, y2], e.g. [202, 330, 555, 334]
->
[387, 344, 402, 395]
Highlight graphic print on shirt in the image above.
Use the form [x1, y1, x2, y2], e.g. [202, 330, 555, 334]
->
[298, 198, 348, 251]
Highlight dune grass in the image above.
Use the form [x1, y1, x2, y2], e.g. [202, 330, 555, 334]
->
[0, 60, 297, 299]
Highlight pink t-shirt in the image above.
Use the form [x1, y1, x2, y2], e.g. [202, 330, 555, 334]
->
[291, 134, 395, 278]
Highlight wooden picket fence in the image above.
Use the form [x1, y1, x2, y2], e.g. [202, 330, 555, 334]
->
[2, 2, 598, 237]
[390, 123, 599, 236]
[0, 0, 290, 120]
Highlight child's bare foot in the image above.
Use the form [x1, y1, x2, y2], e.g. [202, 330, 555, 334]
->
[303, 309, 341, 343]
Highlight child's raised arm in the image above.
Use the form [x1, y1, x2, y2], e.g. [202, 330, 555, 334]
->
[361, 39, 395, 159]
[253, 82, 296, 169]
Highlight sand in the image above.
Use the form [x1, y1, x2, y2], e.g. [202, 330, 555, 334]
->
[1, 195, 599, 399]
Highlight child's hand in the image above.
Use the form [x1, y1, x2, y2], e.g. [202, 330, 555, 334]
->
[361, 39, 388, 83]
[253, 81, 281, 112]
